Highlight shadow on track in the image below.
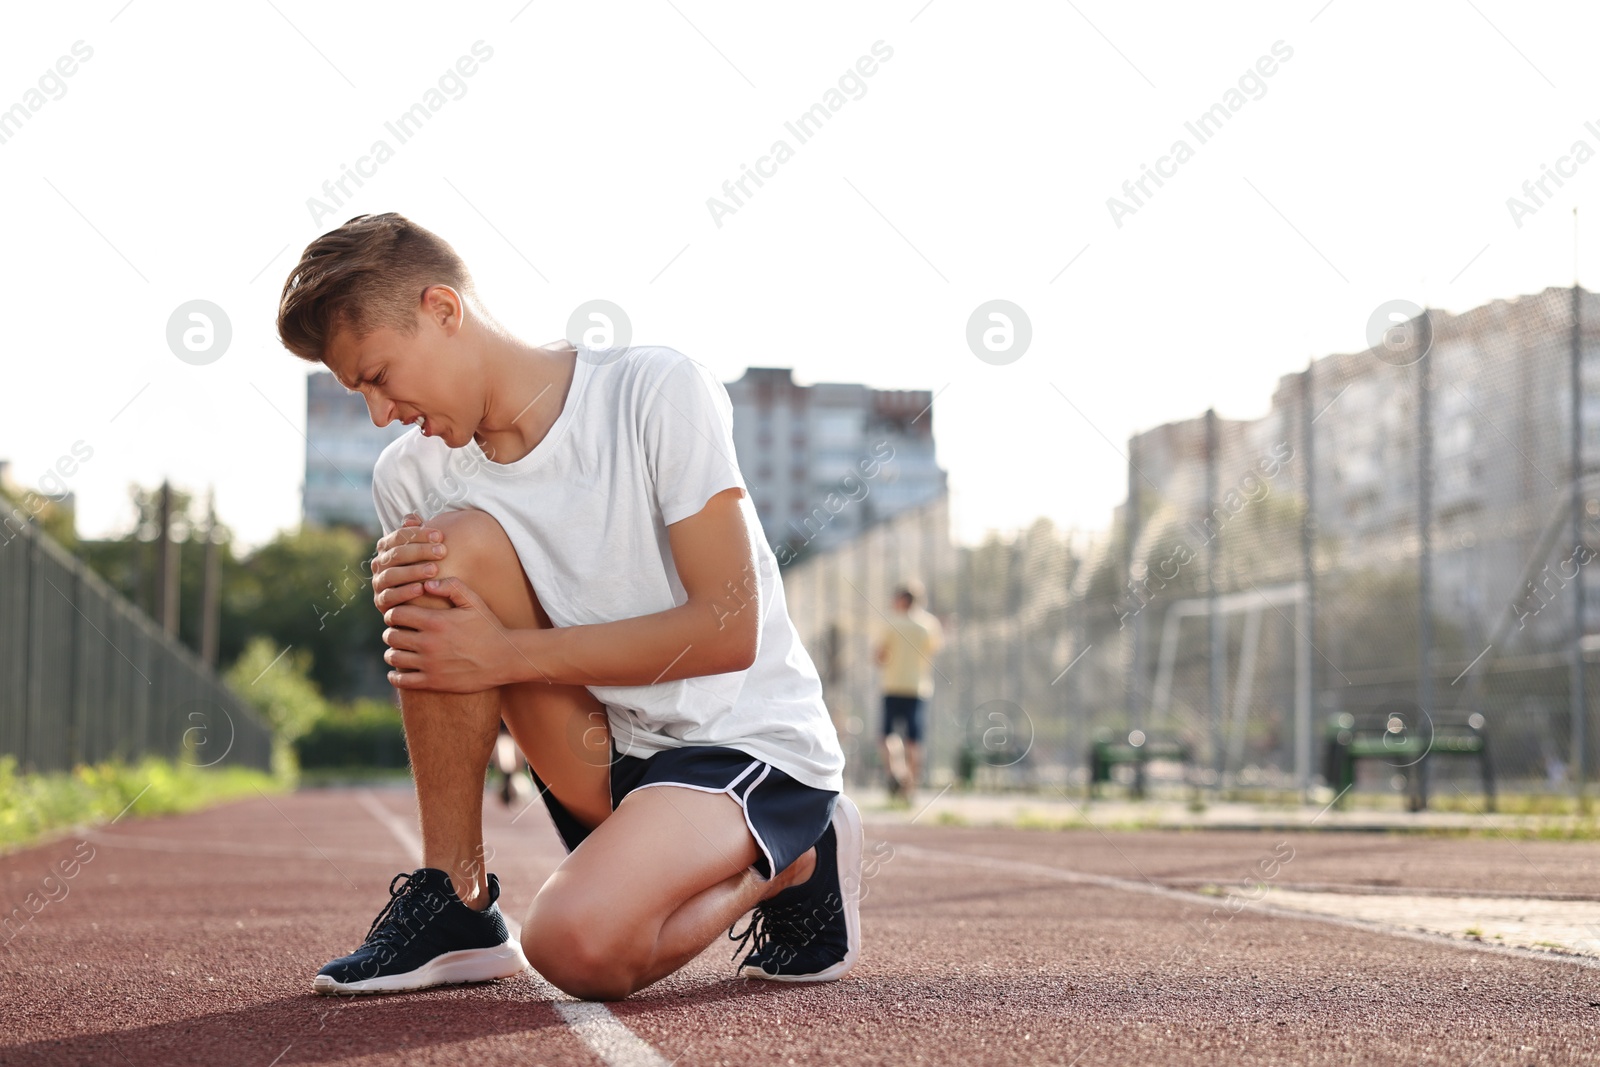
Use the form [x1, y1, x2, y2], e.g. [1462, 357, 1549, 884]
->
[0, 987, 572, 1066]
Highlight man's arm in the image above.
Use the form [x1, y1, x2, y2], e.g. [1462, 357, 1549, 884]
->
[381, 487, 760, 692]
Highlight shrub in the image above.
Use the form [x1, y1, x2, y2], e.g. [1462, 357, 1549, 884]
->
[295, 698, 408, 770]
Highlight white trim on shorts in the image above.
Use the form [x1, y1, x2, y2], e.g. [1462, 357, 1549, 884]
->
[627, 759, 781, 881]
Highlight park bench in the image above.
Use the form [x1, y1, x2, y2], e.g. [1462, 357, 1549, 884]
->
[955, 735, 1031, 787]
[1088, 729, 1193, 799]
[1322, 710, 1494, 812]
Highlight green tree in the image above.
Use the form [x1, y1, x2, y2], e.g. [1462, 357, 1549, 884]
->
[0, 482, 80, 551]
[79, 483, 387, 700]
[225, 524, 386, 698]
[226, 636, 331, 778]
[78, 484, 232, 654]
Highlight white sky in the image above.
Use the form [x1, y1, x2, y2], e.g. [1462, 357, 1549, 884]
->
[2, 0, 1599, 552]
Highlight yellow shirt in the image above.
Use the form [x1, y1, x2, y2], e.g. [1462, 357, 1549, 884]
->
[876, 608, 943, 699]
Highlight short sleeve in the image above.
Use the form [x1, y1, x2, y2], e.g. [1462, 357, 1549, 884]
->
[371, 444, 421, 538]
[641, 355, 748, 526]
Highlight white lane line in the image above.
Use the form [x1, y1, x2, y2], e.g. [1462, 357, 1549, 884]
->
[552, 1003, 673, 1067]
[358, 789, 674, 1067]
[356, 789, 425, 862]
[894, 844, 1600, 972]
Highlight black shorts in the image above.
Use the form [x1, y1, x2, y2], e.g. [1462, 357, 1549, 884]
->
[882, 694, 926, 743]
[526, 744, 838, 881]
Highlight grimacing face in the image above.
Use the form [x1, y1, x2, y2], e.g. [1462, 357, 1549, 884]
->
[324, 297, 479, 449]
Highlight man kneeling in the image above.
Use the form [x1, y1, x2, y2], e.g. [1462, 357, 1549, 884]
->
[275, 212, 859, 1001]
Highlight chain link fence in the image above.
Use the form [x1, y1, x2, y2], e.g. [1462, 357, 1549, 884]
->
[0, 517, 272, 774]
[781, 286, 1600, 803]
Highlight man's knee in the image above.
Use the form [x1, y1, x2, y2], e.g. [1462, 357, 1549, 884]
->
[412, 509, 538, 625]
[522, 893, 643, 1001]
[428, 509, 511, 582]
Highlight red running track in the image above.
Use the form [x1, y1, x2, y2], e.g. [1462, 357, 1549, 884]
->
[1, 786, 1597, 1066]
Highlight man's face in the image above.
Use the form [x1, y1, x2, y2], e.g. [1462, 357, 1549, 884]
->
[323, 295, 478, 448]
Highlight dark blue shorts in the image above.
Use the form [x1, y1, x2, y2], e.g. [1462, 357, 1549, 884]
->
[526, 744, 837, 881]
[882, 694, 926, 743]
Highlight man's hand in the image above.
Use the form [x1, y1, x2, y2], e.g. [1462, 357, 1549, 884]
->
[382, 576, 519, 693]
[370, 512, 447, 614]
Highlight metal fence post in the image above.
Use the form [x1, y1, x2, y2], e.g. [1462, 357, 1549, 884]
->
[1572, 282, 1588, 798]
[23, 520, 40, 772]
[1125, 435, 1141, 736]
[1206, 407, 1223, 790]
[67, 562, 83, 767]
[1299, 363, 1316, 801]
[1418, 313, 1435, 810]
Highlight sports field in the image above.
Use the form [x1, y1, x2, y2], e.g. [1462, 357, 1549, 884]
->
[2, 788, 1596, 1066]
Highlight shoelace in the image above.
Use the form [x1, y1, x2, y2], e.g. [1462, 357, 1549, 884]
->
[727, 895, 813, 964]
[361, 871, 428, 949]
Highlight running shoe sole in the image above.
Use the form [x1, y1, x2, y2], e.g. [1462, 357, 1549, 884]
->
[740, 793, 863, 982]
[312, 941, 530, 995]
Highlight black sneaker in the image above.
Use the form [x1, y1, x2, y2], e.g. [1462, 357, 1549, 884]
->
[728, 794, 862, 982]
[312, 868, 529, 994]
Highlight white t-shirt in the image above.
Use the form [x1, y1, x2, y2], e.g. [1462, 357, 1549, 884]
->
[369, 343, 846, 793]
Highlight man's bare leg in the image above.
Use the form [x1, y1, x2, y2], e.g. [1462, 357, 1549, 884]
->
[396, 684, 501, 908]
[879, 732, 907, 795]
[390, 509, 613, 909]
[389, 511, 854, 1002]
[903, 739, 922, 801]
[525, 786, 820, 1000]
